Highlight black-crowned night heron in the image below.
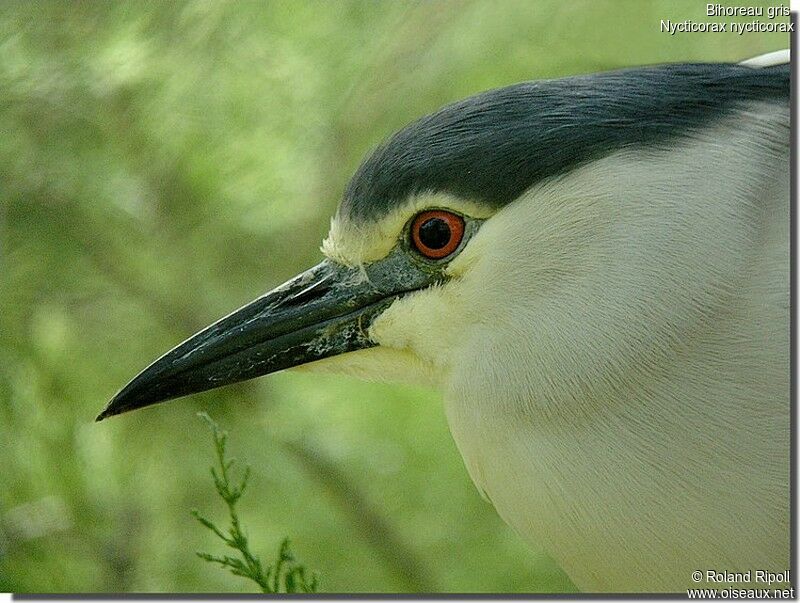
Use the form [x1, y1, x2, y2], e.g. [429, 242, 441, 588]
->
[98, 51, 790, 592]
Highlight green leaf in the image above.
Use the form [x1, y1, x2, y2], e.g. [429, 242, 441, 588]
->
[192, 412, 319, 593]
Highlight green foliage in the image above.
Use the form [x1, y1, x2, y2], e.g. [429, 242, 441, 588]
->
[192, 413, 318, 594]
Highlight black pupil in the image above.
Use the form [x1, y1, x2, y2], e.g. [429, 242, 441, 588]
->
[419, 218, 452, 249]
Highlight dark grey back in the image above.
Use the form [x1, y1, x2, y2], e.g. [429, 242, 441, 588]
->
[341, 63, 789, 222]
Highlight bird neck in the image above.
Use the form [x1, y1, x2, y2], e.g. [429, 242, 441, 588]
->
[442, 101, 790, 591]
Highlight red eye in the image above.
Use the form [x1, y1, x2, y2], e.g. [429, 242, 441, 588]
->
[410, 210, 465, 259]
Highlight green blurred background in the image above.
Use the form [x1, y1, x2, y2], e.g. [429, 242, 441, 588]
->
[0, 0, 788, 593]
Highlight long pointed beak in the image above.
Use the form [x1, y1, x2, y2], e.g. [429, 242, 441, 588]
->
[97, 251, 440, 421]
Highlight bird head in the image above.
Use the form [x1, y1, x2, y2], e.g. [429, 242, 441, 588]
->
[98, 62, 789, 421]
[97, 188, 496, 420]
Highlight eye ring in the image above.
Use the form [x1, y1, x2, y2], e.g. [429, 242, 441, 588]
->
[410, 210, 465, 260]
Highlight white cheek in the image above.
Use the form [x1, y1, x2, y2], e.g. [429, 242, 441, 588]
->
[367, 284, 470, 375]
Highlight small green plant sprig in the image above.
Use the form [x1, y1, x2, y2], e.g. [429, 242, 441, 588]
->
[192, 412, 319, 593]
